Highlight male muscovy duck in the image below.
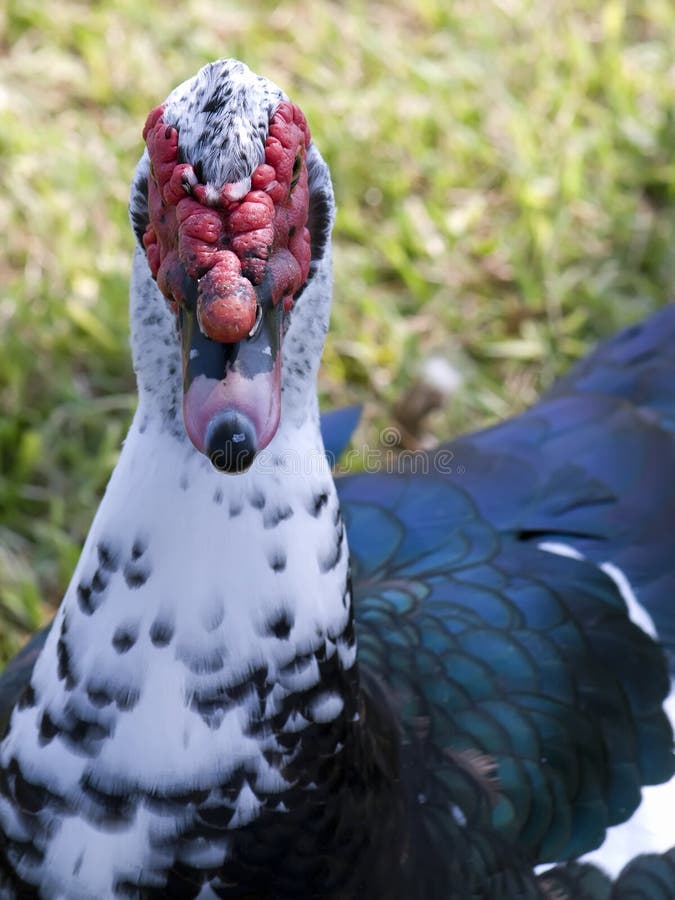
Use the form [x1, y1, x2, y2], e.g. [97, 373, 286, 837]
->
[0, 58, 674, 899]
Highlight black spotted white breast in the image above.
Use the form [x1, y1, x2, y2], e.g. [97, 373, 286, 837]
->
[0, 59, 361, 899]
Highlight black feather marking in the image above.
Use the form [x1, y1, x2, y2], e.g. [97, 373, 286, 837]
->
[311, 491, 329, 517]
[39, 712, 57, 744]
[38, 705, 111, 752]
[79, 773, 138, 826]
[123, 561, 150, 589]
[268, 549, 287, 573]
[263, 504, 294, 529]
[249, 489, 266, 510]
[115, 687, 140, 711]
[342, 571, 353, 609]
[129, 172, 149, 246]
[13, 767, 52, 815]
[225, 678, 257, 704]
[195, 803, 236, 830]
[57, 621, 77, 690]
[190, 684, 235, 722]
[150, 617, 174, 647]
[66, 717, 110, 746]
[318, 520, 344, 573]
[87, 686, 113, 708]
[131, 538, 147, 560]
[17, 684, 36, 711]
[251, 665, 269, 693]
[91, 568, 109, 593]
[112, 625, 138, 655]
[97, 541, 120, 572]
[178, 646, 225, 675]
[265, 610, 294, 640]
[77, 581, 96, 614]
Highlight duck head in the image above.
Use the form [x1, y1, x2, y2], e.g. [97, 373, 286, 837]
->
[129, 60, 335, 473]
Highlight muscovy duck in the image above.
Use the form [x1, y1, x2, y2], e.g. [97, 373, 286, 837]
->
[0, 58, 674, 900]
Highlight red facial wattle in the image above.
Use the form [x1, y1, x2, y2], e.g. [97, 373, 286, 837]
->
[140, 100, 312, 471]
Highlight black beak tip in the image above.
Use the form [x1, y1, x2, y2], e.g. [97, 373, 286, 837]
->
[205, 412, 258, 473]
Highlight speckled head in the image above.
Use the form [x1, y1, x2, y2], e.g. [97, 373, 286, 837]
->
[130, 60, 313, 472]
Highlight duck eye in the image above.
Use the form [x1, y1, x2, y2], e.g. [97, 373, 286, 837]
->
[290, 153, 302, 191]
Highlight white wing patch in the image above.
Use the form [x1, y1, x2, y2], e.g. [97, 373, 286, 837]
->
[537, 540, 583, 561]
[600, 560, 658, 640]
[538, 541, 659, 642]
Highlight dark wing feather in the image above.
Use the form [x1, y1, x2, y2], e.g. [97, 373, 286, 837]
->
[610, 847, 675, 898]
[0, 626, 51, 737]
[319, 405, 361, 463]
[339, 474, 672, 872]
[445, 305, 675, 665]
[544, 304, 675, 434]
[544, 847, 675, 899]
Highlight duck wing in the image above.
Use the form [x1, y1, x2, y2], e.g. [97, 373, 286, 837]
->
[338, 305, 675, 893]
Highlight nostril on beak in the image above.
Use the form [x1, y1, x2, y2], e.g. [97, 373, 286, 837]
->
[205, 411, 257, 473]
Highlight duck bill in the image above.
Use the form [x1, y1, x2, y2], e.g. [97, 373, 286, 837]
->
[180, 282, 282, 473]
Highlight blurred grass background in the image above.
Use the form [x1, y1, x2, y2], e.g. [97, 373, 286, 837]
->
[1, 0, 674, 664]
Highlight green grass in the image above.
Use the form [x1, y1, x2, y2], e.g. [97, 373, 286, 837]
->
[1, 0, 675, 663]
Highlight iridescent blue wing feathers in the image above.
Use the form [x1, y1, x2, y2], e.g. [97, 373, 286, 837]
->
[320, 405, 361, 463]
[448, 306, 675, 664]
[0, 627, 50, 738]
[339, 304, 675, 884]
